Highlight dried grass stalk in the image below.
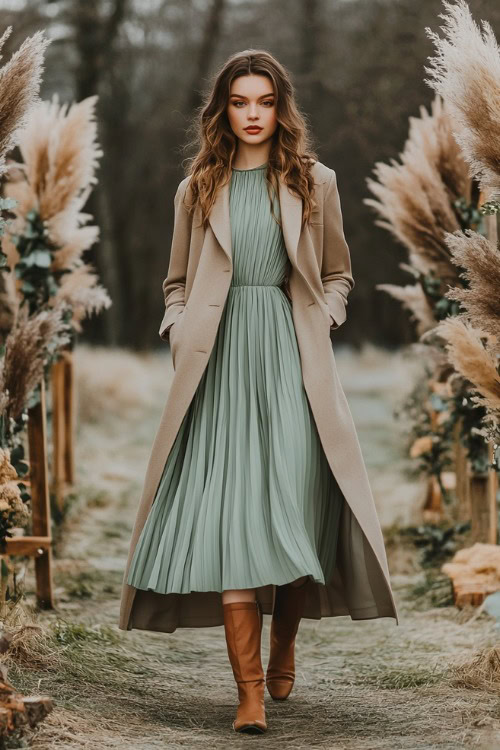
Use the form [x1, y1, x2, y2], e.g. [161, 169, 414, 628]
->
[1, 92, 108, 332]
[0, 269, 18, 341]
[450, 645, 500, 692]
[0, 28, 50, 178]
[3, 93, 103, 274]
[435, 316, 500, 415]
[0, 306, 70, 421]
[376, 283, 436, 336]
[14, 94, 103, 235]
[52, 265, 111, 330]
[444, 229, 500, 340]
[50, 226, 100, 271]
[425, 0, 500, 199]
[0, 448, 29, 527]
[365, 95, 469, 285]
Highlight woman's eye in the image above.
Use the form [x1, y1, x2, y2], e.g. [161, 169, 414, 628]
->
[232, 100, 273, 107]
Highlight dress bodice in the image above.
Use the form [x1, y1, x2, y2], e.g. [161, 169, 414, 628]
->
[229, 163, 290, 287]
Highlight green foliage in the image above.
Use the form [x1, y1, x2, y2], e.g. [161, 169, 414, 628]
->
[479, 199, 500, 216]
[11, 209, 71, 316]
[64, 571, 95, 600]
[447, 382, 492, 474]
[395, 370, 454, 501]
[396, 367, 494, 491]
[409, 570, 456, 609]
[0, 196, 18, 279]
[396, 192, 497, 504]
[0, 195, 17, 239]
[370, 665, 445, 689]
[401, 521, 470, 568]
[421, 270, 462, 320]
[453, 196, 485, 232]
[51, 619, 120, 648]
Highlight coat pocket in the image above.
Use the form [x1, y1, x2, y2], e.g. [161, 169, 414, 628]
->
[320, 300, 334, 332]
[169, 307, 187, 370]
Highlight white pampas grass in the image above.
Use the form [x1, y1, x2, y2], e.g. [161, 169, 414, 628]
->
[425, 0, 500, 199]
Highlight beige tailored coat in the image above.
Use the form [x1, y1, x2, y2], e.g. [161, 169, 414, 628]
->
[118, 159, 399, 633]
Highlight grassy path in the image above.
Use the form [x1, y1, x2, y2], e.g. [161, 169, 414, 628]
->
[5, 345, 499, 749]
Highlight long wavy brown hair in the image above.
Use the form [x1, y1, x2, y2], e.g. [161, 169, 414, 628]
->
[181, 49, 319, 229]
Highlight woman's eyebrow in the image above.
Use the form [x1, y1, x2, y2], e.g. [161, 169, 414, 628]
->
[229, 93, 275, 100]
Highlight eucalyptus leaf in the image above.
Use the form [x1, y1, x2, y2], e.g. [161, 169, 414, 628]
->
[24, 249, 52, 268]
[23, 225, 38, 239]
[16, 460, 29, 477]
[429, 393, 446, 410]
[47, 276, 59, 295]
[0, 197, 17, 210]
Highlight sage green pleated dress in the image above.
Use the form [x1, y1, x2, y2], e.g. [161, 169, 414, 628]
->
[127, 162, 343, 595]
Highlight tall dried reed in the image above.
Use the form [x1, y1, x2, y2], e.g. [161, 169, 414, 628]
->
[2, 94, 110, 329]
[365, 95, 470, 291]
[444, 229, 500, 340]
[0, 307, 70, 422]
[425, 0, 500, 199]
[436, 316, 500, 436]
[0, 27, 50, 179]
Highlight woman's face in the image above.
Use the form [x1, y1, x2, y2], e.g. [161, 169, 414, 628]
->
[227, 74, 278, 146]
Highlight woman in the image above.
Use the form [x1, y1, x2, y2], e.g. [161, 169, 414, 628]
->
[119, 49, 398, 735]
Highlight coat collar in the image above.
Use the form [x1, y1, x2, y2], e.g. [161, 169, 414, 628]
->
[208, 171, 303, 269]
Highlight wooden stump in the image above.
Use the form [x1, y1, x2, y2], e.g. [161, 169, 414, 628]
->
[442, 542, 500, 608]
[0, 664, 53, 737]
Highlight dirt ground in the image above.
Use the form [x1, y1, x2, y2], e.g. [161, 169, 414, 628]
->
[5, 344, 500, 749]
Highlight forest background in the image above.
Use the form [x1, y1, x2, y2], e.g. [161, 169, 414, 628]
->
[1, 0, 499, 349]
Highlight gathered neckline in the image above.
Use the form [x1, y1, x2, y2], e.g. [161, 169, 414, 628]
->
[232, 162, 268, 172]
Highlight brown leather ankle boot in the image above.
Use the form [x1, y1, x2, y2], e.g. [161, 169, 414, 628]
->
[266, 577, 309, 700]
[223, 600, 267, 733]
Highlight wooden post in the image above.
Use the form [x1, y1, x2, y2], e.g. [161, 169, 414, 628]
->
[453, 419, 471, 522]
[27, 379, 54, 609]
[465, 192, 499, 545]
[51, 349, 75, 509]
[469, 442, 498, 545]
[62, 350, 75, 484]
[422, 401, 444, 521]
[422, 475, 444, 523]
[51, 357, 65, 511]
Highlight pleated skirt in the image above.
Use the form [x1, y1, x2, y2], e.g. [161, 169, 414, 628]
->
[126, 283, 344, 594]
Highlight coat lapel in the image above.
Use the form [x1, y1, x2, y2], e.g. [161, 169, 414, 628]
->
[208, 172, 302, 269]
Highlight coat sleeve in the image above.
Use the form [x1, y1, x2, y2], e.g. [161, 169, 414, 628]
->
[159, 180, 192, 341]
[321, 170, 355, 330]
